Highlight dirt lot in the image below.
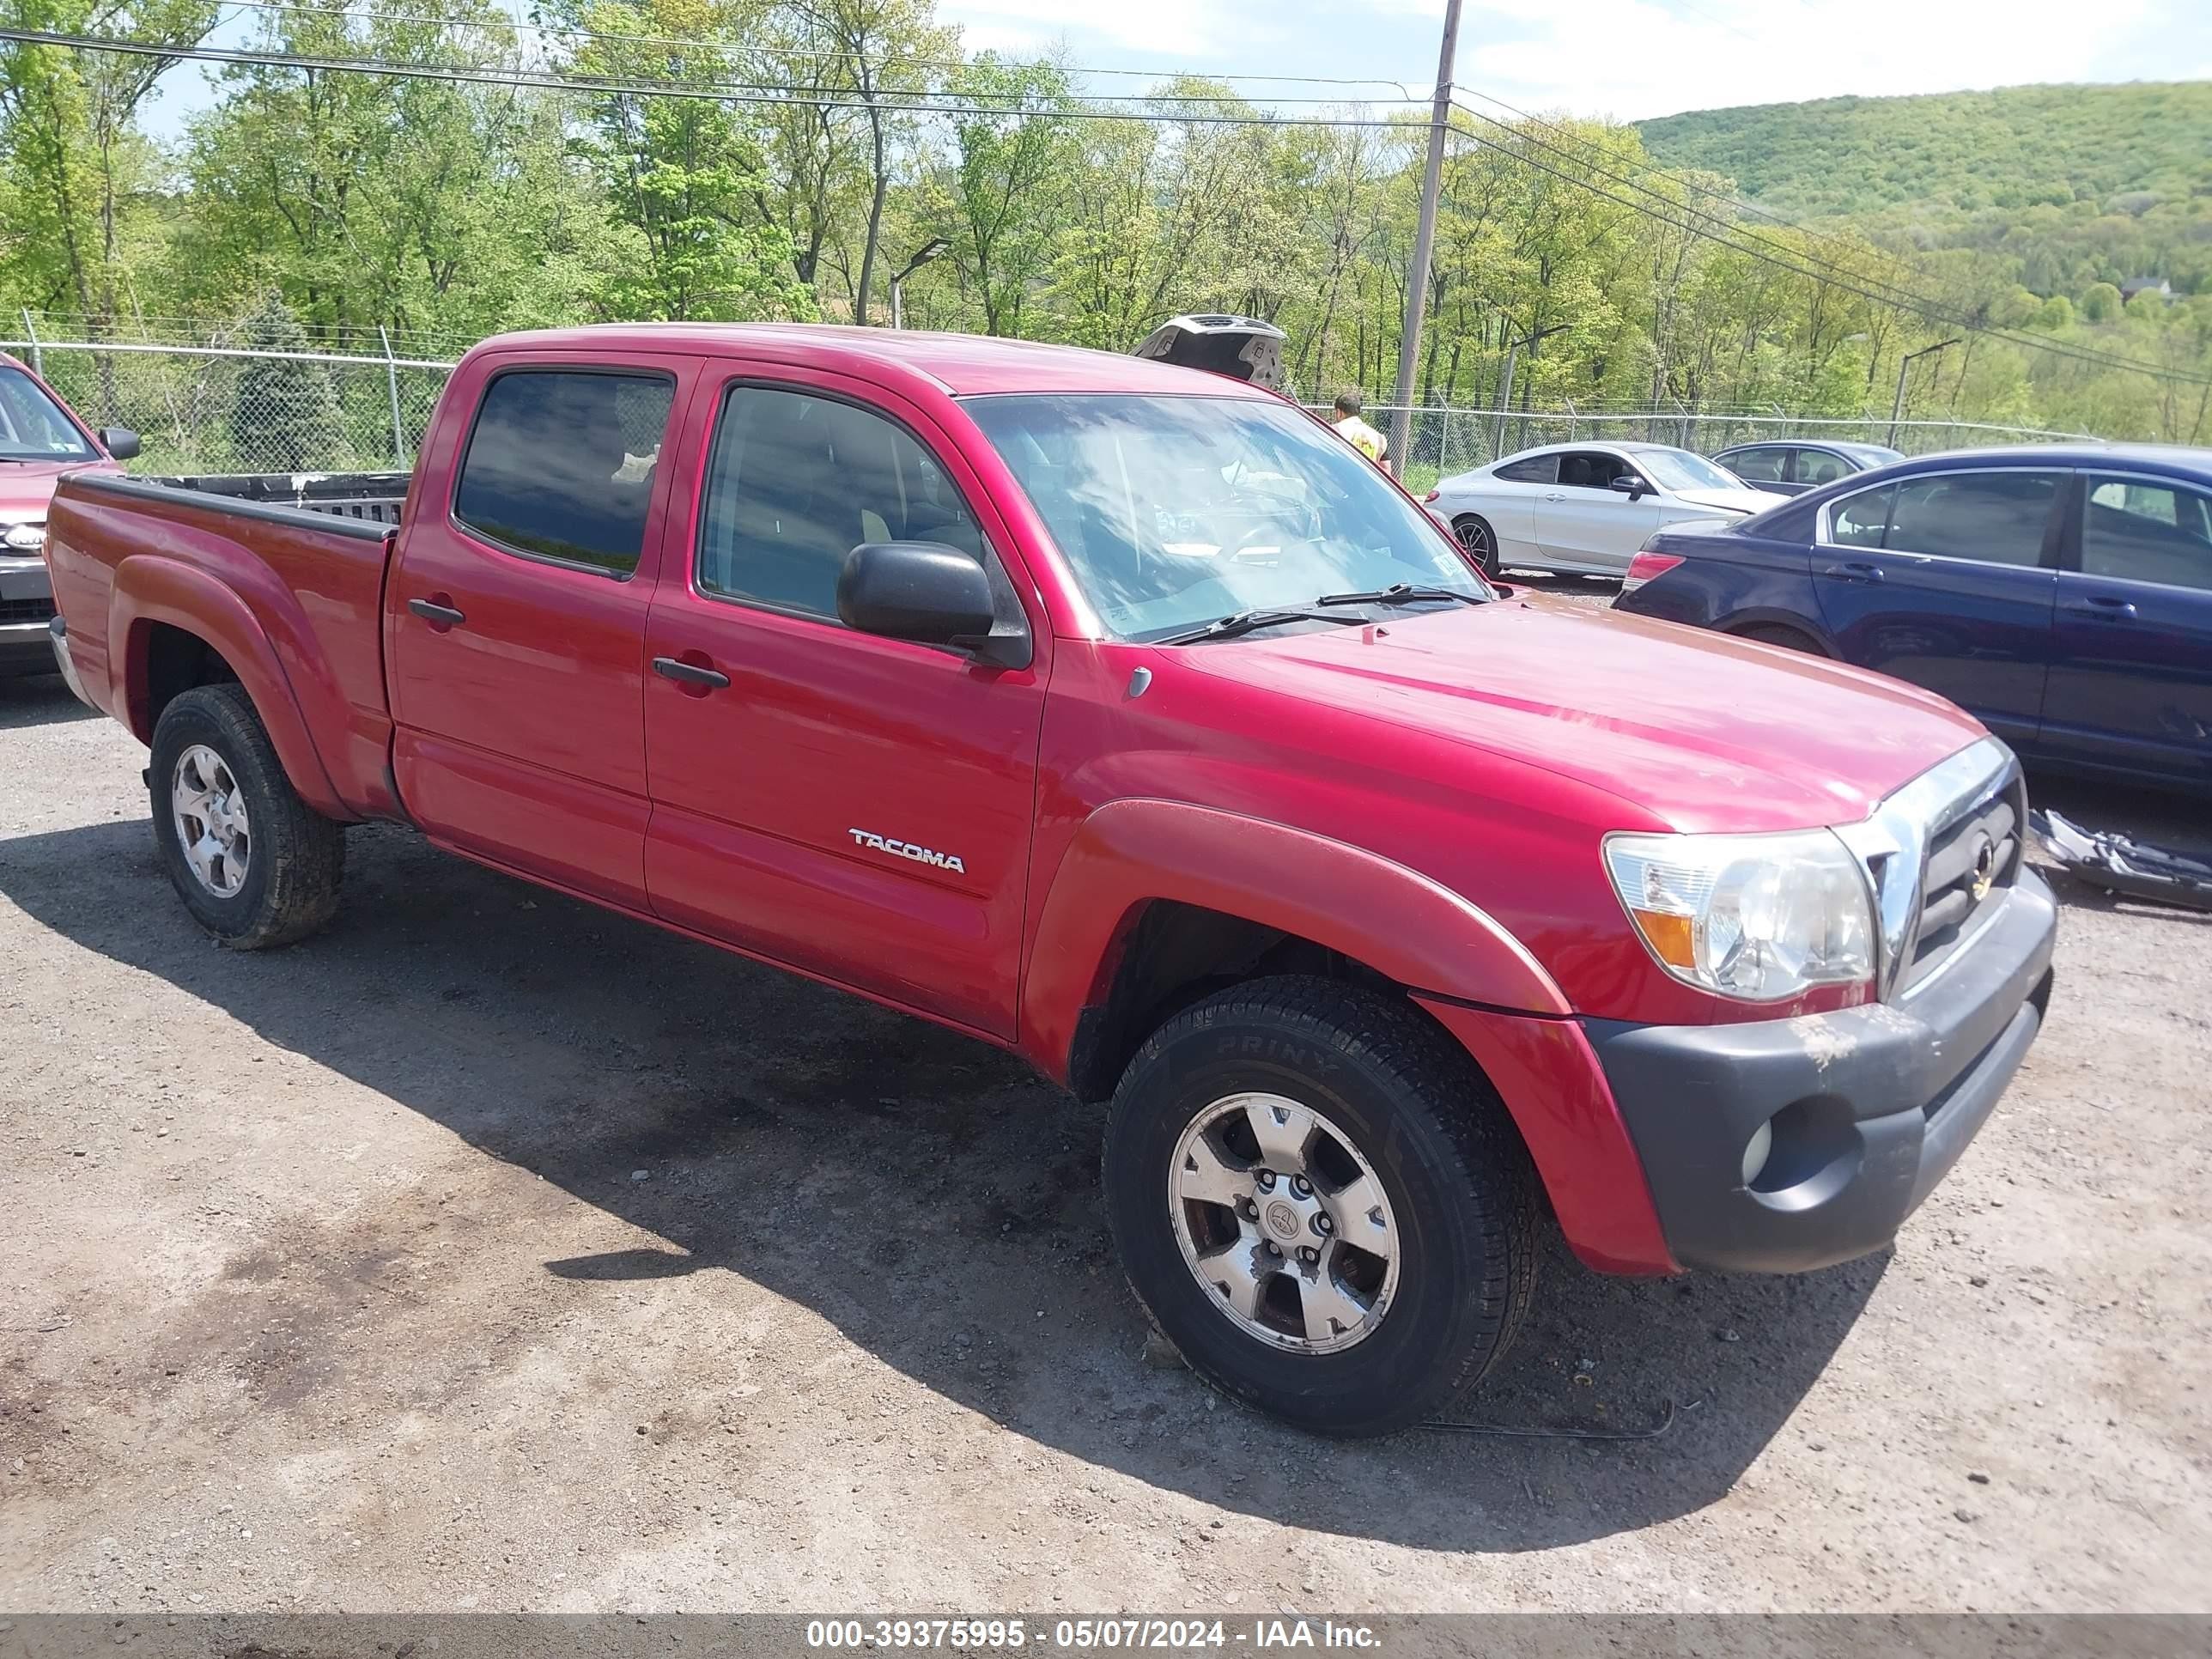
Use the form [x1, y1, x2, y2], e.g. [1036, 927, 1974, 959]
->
[2, 626, 2209, 1615]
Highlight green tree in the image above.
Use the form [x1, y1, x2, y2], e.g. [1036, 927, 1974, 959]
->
[927, 55, 1073, 336]
[233, 295, 343, 470]
[2079, 281, 2124, 322]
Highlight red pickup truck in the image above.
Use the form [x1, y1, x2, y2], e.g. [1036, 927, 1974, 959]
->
[44, 325, 2057, 1436]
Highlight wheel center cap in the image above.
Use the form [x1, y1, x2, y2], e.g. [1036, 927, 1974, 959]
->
[1263, 1199, 1303, 1240]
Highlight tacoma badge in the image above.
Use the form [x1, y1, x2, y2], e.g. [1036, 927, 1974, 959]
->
[848, 828, 967, 876]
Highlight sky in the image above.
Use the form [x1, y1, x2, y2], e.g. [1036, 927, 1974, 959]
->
[138, 0, 2212, 137]
[939, 0, 2210, 123]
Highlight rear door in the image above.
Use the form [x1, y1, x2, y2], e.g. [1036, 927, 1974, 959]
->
[2042, 470, 2212, 788]
[1537, 450, 1662, 571]
[1718, 445, 1795, 495]
[1810, 466, 2063, 752]
[1790, 447, 1856, 493]
[640, 363, 1047, 1038]
[385, 354, 694, 908]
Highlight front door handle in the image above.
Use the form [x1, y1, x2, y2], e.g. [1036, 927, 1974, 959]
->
[2063, 594, 2137, 621]
[1820, 562, 1886, 585]
[653, 655, 731, 690]
[407, 596, 465, 628]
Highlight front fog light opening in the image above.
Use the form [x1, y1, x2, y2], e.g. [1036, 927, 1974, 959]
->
[1739, 1119, 1773, 1188]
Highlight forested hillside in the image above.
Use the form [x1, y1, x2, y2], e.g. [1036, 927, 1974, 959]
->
[1640, 82, 2212, 307]
[3, 3, 2209, 457]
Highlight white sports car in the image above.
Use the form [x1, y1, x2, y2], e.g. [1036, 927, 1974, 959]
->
[1422, 441, 1774, 578]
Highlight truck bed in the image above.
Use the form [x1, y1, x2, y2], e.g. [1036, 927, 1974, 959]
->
[46, 468, 404, 821]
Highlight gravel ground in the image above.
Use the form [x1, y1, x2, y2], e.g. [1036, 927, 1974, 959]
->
[2, 623, 2209, 1615]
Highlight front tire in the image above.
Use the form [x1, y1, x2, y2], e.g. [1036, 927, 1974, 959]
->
[149, 683, 344, 949]
[1102, 975, 1540, 1437]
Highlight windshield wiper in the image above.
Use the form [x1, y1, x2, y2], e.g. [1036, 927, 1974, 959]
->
[1315, 583, 1483, 608]
[1152, 609, 1370, 646]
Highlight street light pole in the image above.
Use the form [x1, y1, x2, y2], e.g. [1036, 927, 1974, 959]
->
[1386, 0, 1464, 477]
[889, 236, 950, 331]
[1887, 337, 1959, 447]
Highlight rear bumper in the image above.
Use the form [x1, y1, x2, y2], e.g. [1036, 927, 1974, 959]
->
[1586, 870, 2057, 1273]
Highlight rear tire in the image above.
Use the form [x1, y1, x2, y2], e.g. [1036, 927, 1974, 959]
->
[1735, 622, 1825, 655]
[1102, 975, 1540, 1437]
[1451, 514, 1502, 580]
[149, 683, 344, 949]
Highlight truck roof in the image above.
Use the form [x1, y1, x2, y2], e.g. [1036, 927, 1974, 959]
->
[465, 322, 1279, 400]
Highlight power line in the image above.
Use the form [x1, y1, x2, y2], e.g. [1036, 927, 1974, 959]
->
[0, 27, 1437, 127]
[213, 0, 1422, 94]
[9, 23, 2204, 389]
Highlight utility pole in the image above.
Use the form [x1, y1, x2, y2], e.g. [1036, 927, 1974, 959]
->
[1386, 0, 1463, 477]
[1887, 337, 1958, 447]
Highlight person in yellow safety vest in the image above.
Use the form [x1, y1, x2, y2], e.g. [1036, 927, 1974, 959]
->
[1331, 391, 1388, 467]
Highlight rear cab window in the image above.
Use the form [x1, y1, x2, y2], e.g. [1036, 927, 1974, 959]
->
[453, 368, 677, 577]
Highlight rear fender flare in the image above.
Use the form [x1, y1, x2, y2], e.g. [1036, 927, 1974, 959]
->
[110, 555, 349, 818]
[1019, 797, 1571, 1084]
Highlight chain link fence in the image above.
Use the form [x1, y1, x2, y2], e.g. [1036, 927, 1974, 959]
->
[3, 332, 453, 476]
[1339, 406, 2097, 494]
[4, 328, 2095, 483]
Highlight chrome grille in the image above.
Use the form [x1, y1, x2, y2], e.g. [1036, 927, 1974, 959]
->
[1903, 774, 2025, 988]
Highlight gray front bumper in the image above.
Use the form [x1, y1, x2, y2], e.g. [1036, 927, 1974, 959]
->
[1587, 869, 2058, 1273]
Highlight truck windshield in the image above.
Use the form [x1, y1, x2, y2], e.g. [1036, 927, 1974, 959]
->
[963, 392, 1488, 641]
[0, 366, 96, 462]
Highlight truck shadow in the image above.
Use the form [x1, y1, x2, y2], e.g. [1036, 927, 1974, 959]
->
[0, 816, 1882, 1553]
[0, 672, 97, 730]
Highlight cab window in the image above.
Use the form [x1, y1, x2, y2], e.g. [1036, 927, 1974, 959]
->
[453, 369, 675, 577]
[696, 385, 985, 620]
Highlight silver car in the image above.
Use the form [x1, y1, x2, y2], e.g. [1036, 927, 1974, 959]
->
[1424, 441, 1773, 578]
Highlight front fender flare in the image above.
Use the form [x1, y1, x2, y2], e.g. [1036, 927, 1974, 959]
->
[1019, 797, 1571, 1083]
[109, 556, 349, 818]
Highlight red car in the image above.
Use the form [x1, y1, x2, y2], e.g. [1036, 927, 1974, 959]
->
[45, 325, 2056, 1436]
[0, 350, 137, 674]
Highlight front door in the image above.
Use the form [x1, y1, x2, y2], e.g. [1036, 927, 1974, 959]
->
[386, 355, 692, 908]
[1537, 450, 1662, 572]
[641, 368, 1047, 1038]
[2042, 470, 2212, 788]
[1810, 466, 2063, 754]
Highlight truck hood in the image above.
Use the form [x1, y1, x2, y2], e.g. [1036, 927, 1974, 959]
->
[0, 457, 115, 520]
[1173, 597, 1989, 833]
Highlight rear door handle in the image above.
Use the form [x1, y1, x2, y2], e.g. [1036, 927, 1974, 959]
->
[653, 655, 731, 690]
[2062, 594, 2137, 621]
[407, 596, 465, 627]
[1820, 562, 1885, 585]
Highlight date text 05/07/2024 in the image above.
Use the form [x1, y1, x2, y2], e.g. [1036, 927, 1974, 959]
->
[803, 1619, 1383, 1650]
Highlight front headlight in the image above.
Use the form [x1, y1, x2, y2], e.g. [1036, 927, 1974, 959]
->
[1, 521, 44, 552]
[1604, 829, 1875, 1002]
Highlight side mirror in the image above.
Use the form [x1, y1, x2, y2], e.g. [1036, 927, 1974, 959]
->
[838, 540, 999, 651]
[1609, 475, 1645, 501]
[97, 427, 141, 461]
